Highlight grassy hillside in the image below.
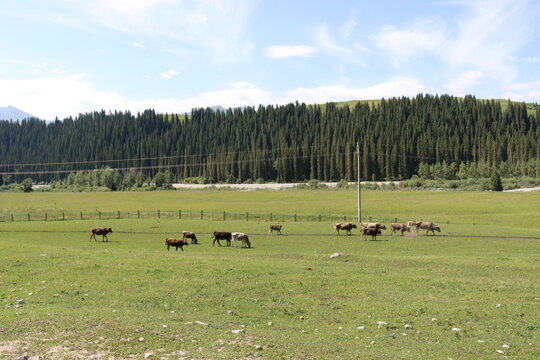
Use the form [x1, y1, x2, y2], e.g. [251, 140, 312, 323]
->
[0, 190, 539, 358]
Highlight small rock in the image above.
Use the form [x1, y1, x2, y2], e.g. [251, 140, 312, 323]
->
[53, 294, 58, 297]
[338, 326, 343, 330]
[402, 333, 407, 336]
[478, 340, 484, 343]
[404, 324, 412, 329]
[231, 329, 245, 334]
[371, 340, 376, 344]
[255, 345, 263, 351]
[162, 325, 167, 328]
[170, 310, 175, 313]
[228, 310, 234, 315]
[496, 350, 504, 354]
[502, 344, 509, 348]
[305, 267, 312, 270]
[267, 322, 273, 326]
[240, 324, 246, 328]
[144, 352, 152, 358]
[431, 318, 438, 322]
[299, 316, 304, 320]
[452, 328, 460, 332]
[300, 330, 305, 333]
[14, 304, 21, 308]
[195, 321, 208, 326]
[357, 326, 365, 330]
[377, 321, 387, 326]
[330, 253, 341, 258]
[497, 304, 502, 307]
[28, 293, 33, 296]
[138, 337, 144, 342]
[16, 299, 24, 304]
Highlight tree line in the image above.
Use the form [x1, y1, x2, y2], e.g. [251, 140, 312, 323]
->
[0, 94, 538, 187]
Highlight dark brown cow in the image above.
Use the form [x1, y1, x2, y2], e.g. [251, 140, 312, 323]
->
[212, 232, 232, 247]
[333, 222, 357, 235]
[182, 231, 198, 244]
[361, 227, 382, 240]
[165, 237, 188, 251]
[268, 225, 282, 235]
[391, 223, 410, 236]
[90, 227, 112, 242]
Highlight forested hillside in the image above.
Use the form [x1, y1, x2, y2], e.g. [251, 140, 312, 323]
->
[0, 94, 539, 185]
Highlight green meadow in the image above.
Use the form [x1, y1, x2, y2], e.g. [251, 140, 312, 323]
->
[0, 190, 539, 359]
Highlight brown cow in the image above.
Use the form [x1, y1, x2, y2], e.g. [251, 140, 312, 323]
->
[268, 225, 282, 235]
[415, 221, 441, 236]
[182, 231, 198, 244]
[90, 227, 112, 242]
[212, 232, 232, 247]
[391, 223, 410, 236]
[333, 222, 357, 235]
[165, 237, 188, 251]
[361, 227, 382, 240]
[361, 222, 386, 230]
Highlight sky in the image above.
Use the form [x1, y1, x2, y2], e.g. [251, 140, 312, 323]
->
[0, 0, 539, 120]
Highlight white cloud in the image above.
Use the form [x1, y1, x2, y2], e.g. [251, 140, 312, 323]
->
[340, 18, 356, 38]
[283, 78, 427, 104]
[0, 75, 429, 120]
[523, 56, 540, 63]
[317, 25, 365, 67]
[160, 69, 180, 79]
[265, 45, 317, 59]
[129, 41, 144, 48]
[79, 0, 256, 62]
[375, 22, 445, 60]
[445, 70, 484, 94]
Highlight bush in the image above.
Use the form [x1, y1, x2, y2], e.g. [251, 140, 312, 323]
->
[336, 179, 349, 189]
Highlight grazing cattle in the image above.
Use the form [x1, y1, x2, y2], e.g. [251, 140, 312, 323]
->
[408, 220, 422, 227]
[333, 222, 357, 235]
[90, 227, 112, 242]
[361, 222, 386, 230]
[268, 225, 282, 235]
[361, 227, 382, 240]
[415, 221, 441, 235]
[182, 231, 198, 244]
[165, 237, 188, 251]
[232, 232, 251, 248]
[391, 223, 410, 236]
[212, 232, 232, 247]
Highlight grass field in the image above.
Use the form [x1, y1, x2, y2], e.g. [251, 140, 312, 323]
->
[1, 190, 539, 359]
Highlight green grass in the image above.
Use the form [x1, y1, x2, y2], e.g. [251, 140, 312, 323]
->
[1, 190, 539, 359]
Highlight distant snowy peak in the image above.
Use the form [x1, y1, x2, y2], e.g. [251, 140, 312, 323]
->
[0, 106, 37, 121]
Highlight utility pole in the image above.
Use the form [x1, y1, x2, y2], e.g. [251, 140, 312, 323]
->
[356, 142, 361, 223]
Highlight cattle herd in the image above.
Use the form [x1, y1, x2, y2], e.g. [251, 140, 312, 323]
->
[89, 221, 441, 252]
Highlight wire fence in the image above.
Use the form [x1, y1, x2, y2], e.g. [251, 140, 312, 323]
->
[0, 209, 400, 224]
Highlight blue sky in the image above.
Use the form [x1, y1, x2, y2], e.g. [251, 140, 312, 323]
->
[0, 0, 539, 120]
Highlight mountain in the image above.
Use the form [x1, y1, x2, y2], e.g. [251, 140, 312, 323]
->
[0, 106, 36, 121]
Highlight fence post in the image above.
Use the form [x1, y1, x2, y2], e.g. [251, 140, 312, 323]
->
[294, 214, 297, 222]
[11, 214, 13, 222]
[395, 217, 398, 223]
[45, 213, 47, 221]
[158, 209, 160, 219]
[27, 213, 30, 221]
[99, 211, 101, 220]
[117, 210, 120, 219]
[246, 212, 249, 222]
[178, 210, 181, 220]
[62, 213, 65, 221]
[344, 216, 346, 221]
[80, 211, 83, 220]
[369, 216, 372, 222]
[138, 210, 140, 219]
[318, 215, 321, 222]
[200, 210, 203, 220]
[223, 211, 226, 221]
[270, 213, 273, 222]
